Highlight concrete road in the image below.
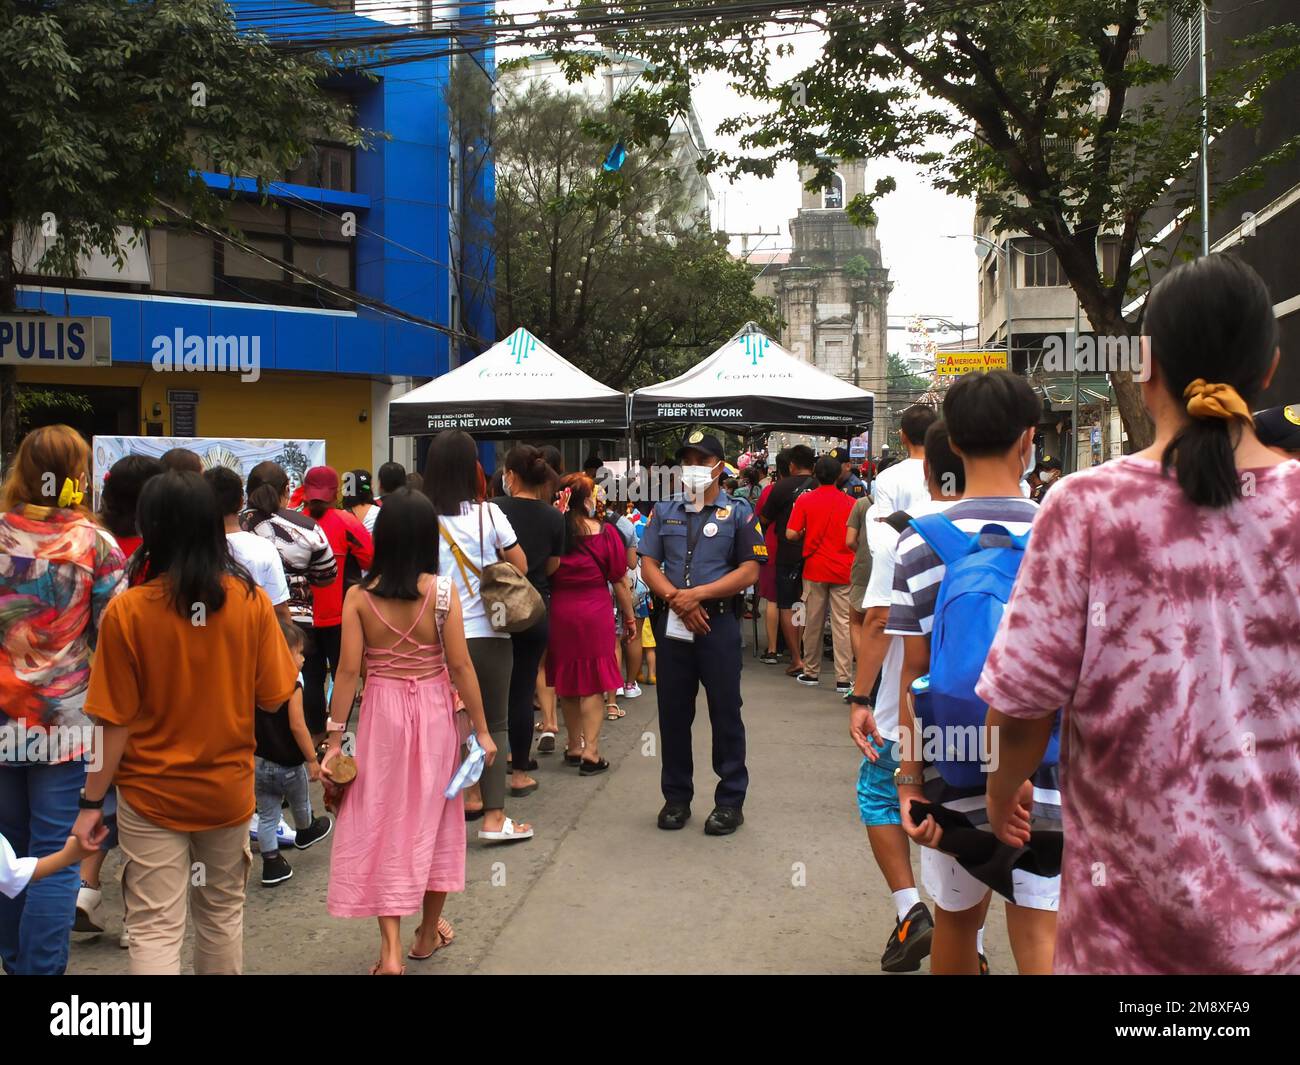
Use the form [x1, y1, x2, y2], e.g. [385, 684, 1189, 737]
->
[67, 638, 1010, 975]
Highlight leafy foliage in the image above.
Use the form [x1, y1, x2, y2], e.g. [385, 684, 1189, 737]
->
[492, 78, 779, 388]
[537, 0, 1300, 446]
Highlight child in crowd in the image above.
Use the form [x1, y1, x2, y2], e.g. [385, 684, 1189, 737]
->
[254, 621, 333, 886]
[1, 834, 94, 901]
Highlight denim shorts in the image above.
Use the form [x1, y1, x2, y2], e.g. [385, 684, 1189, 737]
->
[855, 739, 901, 827]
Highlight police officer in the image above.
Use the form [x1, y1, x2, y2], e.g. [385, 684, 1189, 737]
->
[829, 446, 868, 499]
[639, 431, 766, 835]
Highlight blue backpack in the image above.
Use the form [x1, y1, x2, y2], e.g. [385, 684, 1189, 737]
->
[908, 513, 1059, 788]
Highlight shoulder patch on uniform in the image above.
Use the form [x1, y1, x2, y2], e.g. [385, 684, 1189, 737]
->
[714, 506, 731, 520]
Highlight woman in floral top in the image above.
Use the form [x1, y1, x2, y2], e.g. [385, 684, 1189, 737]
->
[0, 425, 126, 974]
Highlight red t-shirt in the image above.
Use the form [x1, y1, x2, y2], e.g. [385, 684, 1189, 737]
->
[787, 485, 854, 584]
[309, 508, 374, 627]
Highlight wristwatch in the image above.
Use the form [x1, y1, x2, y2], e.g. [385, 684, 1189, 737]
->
[893, 768, 923, 789]
[78, 788, 105, 810]
[847, 694, 874, 707]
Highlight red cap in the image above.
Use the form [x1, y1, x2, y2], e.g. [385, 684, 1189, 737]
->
[302, 466, 339, 503]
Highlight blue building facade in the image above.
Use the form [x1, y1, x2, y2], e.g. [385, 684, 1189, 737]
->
[15, 1, 494, 475]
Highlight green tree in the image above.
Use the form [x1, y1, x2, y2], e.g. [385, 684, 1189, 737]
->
[538, 0, 1300, 448]
[0, 0, 366, 457]
[492, 77, 779, 387]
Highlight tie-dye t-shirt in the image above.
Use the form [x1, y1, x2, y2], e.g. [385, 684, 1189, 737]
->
[976, 455, 1300, 974]
[0, 506, 126, 764]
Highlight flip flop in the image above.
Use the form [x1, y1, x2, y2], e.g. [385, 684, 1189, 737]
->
[408, 917, 455, 960]
[464, 806, 485, 821]
[510, 780, 539, 797]
[537, 731, 557, 754]
[579, 758, 610, 776]
[477, 817, 535, 843]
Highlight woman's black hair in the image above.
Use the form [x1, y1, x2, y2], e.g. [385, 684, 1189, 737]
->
[539, 445, 563, 476]
[423, 430, 480, 516]
[774, 449, 791, 478]
[246, 461, 288, 519]
[100, 454, 164, 540]
[1147, 254, 1279, 508]
[504, 444, 557, 499]
[366, 488, 440, 600]
[924, 421, 966, 499]
[134, 471, 255, 615]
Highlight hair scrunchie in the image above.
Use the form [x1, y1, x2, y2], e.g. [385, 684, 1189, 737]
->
[1183, 379, 1255, 426]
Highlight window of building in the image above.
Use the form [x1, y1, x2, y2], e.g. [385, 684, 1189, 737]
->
[1018, 239, 1066, 287]
[292, 242, 351, 289]
[1169, 11, 1199, 73]
[983, 258, 1000, 316]
[222, 237, 285, 281]
[149, 230, 214, 295]
[824, 174, 844, 209]
[1100, 238, 1121, 283]
[287, 144, 353, 192]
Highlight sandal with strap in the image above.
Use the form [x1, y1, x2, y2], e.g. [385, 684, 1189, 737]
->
[477, 816, 535, 843]
[605, 702, 625, 720]
[408, 916, 455, 960]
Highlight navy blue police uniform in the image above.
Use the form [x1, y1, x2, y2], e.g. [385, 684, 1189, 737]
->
[639, 443, 766, 827]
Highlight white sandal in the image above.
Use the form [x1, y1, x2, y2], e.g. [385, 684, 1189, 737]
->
[477, 816, 535, 843]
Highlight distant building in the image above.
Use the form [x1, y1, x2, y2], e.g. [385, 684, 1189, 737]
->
[739, 160, 891, 456]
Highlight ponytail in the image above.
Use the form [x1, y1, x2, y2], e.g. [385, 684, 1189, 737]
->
[1146, 255, 1278, 508]
[246, 461, 288, 519]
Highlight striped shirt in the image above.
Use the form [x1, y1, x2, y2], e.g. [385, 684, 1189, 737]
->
[885, 496, 1038, 637]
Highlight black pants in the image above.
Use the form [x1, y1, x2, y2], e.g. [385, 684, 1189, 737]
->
[507, 613, 550, 771]
[654, 609, 748, 808]
[299, 622, 341, 735]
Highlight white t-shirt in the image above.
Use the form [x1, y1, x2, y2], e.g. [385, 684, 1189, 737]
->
[362, 505, 379, 535]
[871, 457, 930, 518]
[438, 501, 519, 640]
[861, 498, 957, 741]
[227, 530, 290, 606]
[0, 832, 38, 900]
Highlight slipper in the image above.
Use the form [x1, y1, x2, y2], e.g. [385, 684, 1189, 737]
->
[579, 758, 610, 776]
[537, 731, 557, 754]
[464, 806, 485, 821]
[510, 781, 539, 797]
[478, 816, 534, 842]
[408, 917, 454, 960]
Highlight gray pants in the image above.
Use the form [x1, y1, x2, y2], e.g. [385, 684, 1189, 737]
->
[468, 637, 514, 811]
[254, 757, 312, 855]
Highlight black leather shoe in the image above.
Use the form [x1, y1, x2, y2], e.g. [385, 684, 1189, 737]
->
[657, 802, 691, 830]
[704, 806, 744, 835]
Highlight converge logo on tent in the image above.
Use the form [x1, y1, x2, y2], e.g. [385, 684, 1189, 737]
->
[49, 997, 152, 1045]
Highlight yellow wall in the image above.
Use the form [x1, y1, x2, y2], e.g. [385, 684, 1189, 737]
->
[17, 366, 377, 476]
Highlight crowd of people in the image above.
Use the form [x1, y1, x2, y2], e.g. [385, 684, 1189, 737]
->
[0, 254, 1296, 976]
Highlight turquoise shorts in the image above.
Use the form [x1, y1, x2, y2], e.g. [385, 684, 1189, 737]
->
[855, 740, 902, 827]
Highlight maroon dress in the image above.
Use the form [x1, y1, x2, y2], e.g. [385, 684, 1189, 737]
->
[546, 523, 627, 697]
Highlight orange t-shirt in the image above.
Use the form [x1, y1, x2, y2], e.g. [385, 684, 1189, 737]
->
[85, 575, 298, 832]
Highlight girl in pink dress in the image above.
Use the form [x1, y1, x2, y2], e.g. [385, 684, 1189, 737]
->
[547, 475, 636, 775]
[322, 489, 494, 975]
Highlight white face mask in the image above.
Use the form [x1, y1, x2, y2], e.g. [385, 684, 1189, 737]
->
[681, 463, 715, 510]
[1022, 435, 1037, 480]
[1039, 469, 1057, 484]
[502, 473, 513, 497]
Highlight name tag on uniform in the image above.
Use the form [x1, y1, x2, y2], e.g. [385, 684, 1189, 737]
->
[665, 611, 695, 642]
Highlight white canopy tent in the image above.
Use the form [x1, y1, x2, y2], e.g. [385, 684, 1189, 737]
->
[630, 322, 874, 435]
[389, 327, 628, 438]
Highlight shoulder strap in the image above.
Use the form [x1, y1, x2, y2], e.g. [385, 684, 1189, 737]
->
[439, 519, 481, 583]
[432, 575, 452, 643]
[909, 513, 974, 567]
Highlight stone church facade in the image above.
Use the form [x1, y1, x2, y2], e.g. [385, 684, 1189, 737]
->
[750, 160, 891, 453]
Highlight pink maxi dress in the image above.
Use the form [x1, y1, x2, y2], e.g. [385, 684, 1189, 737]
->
[546, 522, 627, 697]
[327, 576, 466, 917]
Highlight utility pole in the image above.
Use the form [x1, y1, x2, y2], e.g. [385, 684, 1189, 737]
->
[1198, 2, 1211, 256]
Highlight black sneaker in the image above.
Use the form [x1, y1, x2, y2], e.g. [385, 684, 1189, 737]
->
[657, 802, 691, 830]
[795, 672, 819, 686]
[261, 852, 293, 885]
[704, 805, 744, 835]
[759, 651, 781, 665]
[293, 816, 333, 850]
[880, 902, 934, 972]
[835, 679, 852, 695]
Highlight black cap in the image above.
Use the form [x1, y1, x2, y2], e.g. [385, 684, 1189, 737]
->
[1255, 404, 1300, 452]
[343, 468, 374, 504]
[1038, 454, 1062, 471]
[828, 446, 850, 463]
[676, 430, 725, 462]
